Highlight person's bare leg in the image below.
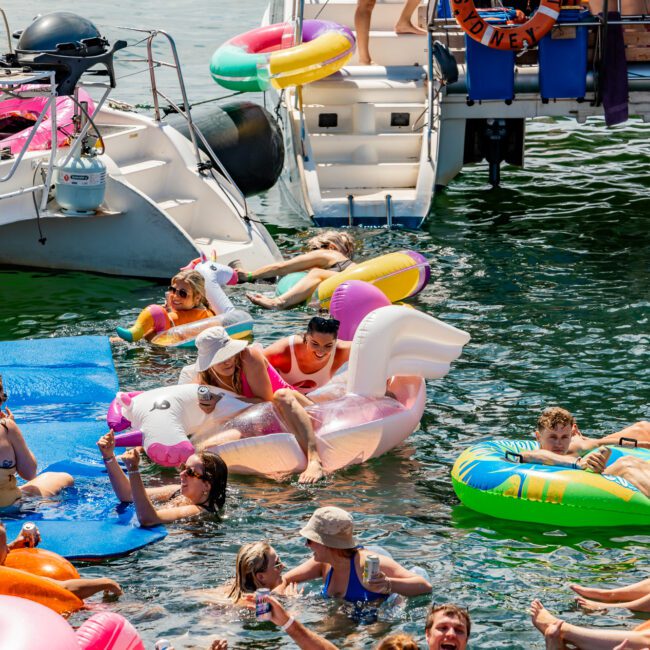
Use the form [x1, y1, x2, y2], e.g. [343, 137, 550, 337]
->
[596, 421, 650, 447]
[530, 599, 650, 650]
[20, 471, 74, 498]
[544, 620, 566, 650]
[570, 578, 650, 603]
[246, 269, 334, 310]
[395, 0, 427, 34]
[607, 456, 650, 497]
[273, 389, 325, 484]
[193, 428, 242, 451]
[576, 593, 650, 613]
[355, 0, 376, 65]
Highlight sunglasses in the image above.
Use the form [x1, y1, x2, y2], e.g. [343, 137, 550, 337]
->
[179, 463, 204, 480]
[168, 286, 190, 299]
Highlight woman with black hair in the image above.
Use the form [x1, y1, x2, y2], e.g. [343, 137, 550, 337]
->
[264, 317, 351, 395]
[97, 431, 227, 527]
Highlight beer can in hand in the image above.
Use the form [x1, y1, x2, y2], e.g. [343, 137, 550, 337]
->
[197, 385, 214, 406]
[255, 588, 272, 621]
[20, 522, 39, 548]
[363, 554, 380, 583]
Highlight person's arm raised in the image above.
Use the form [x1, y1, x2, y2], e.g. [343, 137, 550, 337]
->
[97, 431, 132, 502]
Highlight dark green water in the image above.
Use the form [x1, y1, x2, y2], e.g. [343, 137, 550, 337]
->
[2, 1, 650, 647]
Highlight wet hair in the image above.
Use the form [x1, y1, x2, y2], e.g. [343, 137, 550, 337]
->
[305, 316, 340, 339]
[170, 269, 210, 309]
[227, 541, 272, 602]
[537, 407, 575, 433]
[425, 603, 472, 637]
[196, 451, 228, 513]
[199, 355, 243, 396]
[376, 633, 419, 650]
[306, 231, 355, 258]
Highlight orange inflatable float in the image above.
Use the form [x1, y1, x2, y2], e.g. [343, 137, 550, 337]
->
[0, 566, 83, 615]
[5, 547, 80, 580]
[451, 0, 560, 50]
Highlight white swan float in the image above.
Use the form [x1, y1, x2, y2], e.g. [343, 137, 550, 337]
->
[109, 306, 470, 474]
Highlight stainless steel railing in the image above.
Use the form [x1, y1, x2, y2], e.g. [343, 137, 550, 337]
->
[118, 27, 249, 219]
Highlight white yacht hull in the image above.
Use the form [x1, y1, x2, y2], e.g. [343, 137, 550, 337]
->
[265, 0, 435, 229]
[0, 107, 282, 278]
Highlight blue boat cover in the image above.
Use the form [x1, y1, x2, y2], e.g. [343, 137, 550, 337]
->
[0, 336, 166, 558]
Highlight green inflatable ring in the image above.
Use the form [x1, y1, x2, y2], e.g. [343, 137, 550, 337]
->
[452, 439, 650, 527]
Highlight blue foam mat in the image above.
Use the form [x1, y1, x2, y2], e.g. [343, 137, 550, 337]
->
[0, 336, 166, 557]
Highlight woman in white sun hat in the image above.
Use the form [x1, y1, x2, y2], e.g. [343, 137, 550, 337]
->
[280, 506, 431, 602]
[180, 326, 327, 483]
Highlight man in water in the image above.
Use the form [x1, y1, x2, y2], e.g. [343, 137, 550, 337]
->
[425, 603, 471, 650]
[519, 407, 650, 497]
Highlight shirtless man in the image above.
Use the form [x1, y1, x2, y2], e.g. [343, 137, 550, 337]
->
[520, 407, 650, 498]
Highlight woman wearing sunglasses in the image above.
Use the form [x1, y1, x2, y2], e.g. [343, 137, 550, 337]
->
[182, 327, 327, 484]
[115, 269, 215, 343]
[263, 316, 351, 395]
[97, 431, 227, 527]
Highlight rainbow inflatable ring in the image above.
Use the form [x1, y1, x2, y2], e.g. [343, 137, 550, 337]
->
[210, 20, 355, 92]
[452, 440, 650, 527]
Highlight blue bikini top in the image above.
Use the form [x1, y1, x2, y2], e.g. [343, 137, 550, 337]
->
[321, 550, 388, 604]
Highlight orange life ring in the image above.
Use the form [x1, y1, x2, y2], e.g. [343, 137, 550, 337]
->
[0, 566, 83, 616]
[451, 0, 561, 50]
[5, 547, 80, 581]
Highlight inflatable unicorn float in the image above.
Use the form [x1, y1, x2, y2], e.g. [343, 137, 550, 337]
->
[108, 303, 470, 476]
[116, 256, 253, 347]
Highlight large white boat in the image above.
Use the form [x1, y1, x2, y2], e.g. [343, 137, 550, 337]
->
[264, 0, 650, 229]
[265, 0, 432, 229]
[0, 12, 282, 278]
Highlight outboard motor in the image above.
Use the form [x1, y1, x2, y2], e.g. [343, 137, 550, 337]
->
[8, 12, 126, 95]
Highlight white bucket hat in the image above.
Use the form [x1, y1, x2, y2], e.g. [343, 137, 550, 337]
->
[195, 326, 248, 371]
[299, 506, 357, 549]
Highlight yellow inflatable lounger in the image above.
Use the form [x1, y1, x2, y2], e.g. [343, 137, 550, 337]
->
[317, 250, 430, 309]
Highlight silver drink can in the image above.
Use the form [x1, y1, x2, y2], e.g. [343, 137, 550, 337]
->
[255, 588, 272, 621]
[20, 522, 39, 547]
[363, 554, 380, 583]
[197, 385, 213, 406]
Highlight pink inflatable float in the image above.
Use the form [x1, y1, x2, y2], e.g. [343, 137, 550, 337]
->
[0, 595, 143, 650]
[108, 306, 470, 476]
[329, 280, 391, 341]
[0, 86, 95, 155]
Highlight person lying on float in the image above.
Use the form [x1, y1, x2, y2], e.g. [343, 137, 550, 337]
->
[517, 407, 650, 498]
[263, 316, 351, 395]
[180, 326, 328, 483]
[98, 431, 228, 526]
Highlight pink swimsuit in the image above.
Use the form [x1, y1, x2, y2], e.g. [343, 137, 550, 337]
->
[240, 364, 294, 398]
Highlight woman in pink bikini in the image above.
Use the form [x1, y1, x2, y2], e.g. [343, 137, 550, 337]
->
[182, 327, 326, 484]
[263, 317, 351, 395]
